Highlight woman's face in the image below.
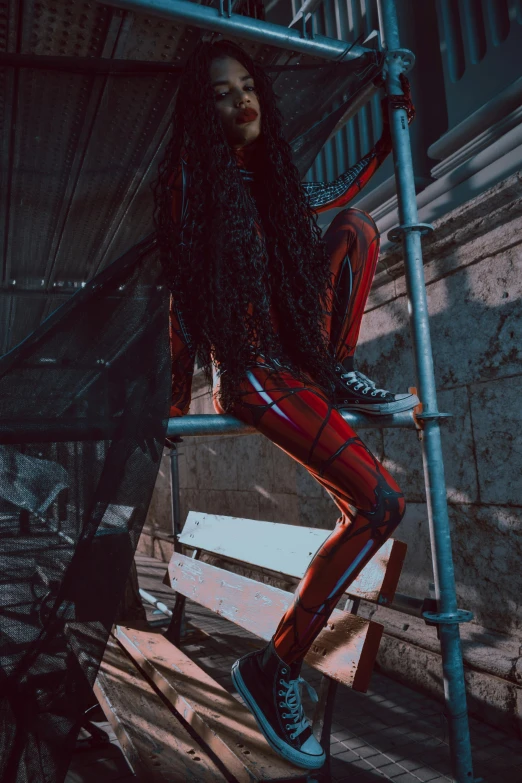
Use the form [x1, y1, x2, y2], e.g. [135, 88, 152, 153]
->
[210, 55, 262, 149]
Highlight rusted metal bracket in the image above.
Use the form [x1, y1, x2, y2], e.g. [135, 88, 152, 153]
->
[409, 387, 452, 438]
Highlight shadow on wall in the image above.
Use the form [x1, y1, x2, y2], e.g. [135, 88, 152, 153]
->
[160, 244, 522, 636]
[354, 240, 522, 637]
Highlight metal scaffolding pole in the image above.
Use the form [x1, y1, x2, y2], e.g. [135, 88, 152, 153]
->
[0, 410, 418, 445]
[377, 2, 476, 781]
[166, 410, 417, 438]
[101, 0, 373, 61]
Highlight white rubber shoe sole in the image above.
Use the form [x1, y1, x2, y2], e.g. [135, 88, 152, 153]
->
[337, 391, 419, 416]
[231, 660, 326, 770]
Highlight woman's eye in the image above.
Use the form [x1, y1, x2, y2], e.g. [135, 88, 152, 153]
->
[214, 84, 254, 101]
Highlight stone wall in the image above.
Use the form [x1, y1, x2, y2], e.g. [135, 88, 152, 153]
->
[138, 171, 522, 736]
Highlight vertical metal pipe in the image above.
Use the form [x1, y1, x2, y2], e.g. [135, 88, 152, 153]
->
[377, 2, 475, 781]
[169, 442, 182, 539]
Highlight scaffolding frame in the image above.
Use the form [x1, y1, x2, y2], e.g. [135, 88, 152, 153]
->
[7, 0, 476, 779]
[136, 1, 476, 780]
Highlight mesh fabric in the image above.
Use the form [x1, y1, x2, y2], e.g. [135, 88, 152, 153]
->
[0, 234, 170, 783]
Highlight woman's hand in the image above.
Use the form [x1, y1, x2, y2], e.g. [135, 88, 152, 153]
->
[379, 73, 416, 129]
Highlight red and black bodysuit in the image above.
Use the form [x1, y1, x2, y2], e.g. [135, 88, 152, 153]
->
[168, 129, 405, 666]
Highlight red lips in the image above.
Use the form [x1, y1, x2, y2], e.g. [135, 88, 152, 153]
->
[236, 108, 258, 124]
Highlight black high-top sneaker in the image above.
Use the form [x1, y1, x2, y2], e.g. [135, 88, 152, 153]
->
[231, 640, 325, 770]
[334, 365, 419, 415]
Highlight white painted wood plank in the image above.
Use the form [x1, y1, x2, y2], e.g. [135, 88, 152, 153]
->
[178, 512, 406, 604]
[115, 626, 305, 782]
[166, 553, 384, 691]
[95, 636, 228, 782]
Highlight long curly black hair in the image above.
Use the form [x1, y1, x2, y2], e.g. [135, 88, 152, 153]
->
[152, 38, 340, 412]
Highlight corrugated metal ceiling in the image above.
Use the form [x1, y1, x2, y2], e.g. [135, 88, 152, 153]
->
[0, 0, 380, 355]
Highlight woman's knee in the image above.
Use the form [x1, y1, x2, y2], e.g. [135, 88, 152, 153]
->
[331, 207, 378, 235]
[378, 487, 406, 532]
[349, 476, 405, 535]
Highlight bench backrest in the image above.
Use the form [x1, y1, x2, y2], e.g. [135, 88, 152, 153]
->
[166, 551, 384, 690]
[177, 511, 406, 606]
[165, 512, 407, 692]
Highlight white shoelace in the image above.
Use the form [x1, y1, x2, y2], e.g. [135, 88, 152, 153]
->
[340, 370, 389, 399]
[279, 676, 318, 740]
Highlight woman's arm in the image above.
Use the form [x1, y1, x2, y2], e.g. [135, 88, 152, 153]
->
[302, 139, 391, 215]
[168, 159, 196, 418]
[303, 75, 415, 215]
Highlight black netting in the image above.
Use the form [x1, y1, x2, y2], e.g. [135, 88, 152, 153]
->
[0, 233, 170, 783]
[0, 17, 383, 779]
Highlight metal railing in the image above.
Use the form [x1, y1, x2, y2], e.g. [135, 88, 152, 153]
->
[166, 409, 417, 438]
[102, 0, 374, 61]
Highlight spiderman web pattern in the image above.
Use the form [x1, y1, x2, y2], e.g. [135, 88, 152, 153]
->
[231, 357, 405, 664]
[302, 150, 378, 209]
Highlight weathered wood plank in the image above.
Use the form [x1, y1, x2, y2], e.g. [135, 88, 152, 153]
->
[178, 512, 407, 605]
[115, 625, 305, 783]
[166, 554, 384, 692]
[95, 636, 228, 783]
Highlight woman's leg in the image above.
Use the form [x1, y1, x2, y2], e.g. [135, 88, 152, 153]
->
[223, 358, 405, 666]
[324, 207, 418, 414]
[220, 349, 406, 766]
[323, 207, 381, 368]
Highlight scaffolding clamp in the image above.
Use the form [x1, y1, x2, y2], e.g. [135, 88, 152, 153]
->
[415, 412, 453, 421]
[409, 390, 452, 437]
[387, 223, 434, 243]
[422, 609, 474, 625]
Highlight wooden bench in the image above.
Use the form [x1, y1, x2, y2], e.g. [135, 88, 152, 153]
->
[96, 512, 407, 782]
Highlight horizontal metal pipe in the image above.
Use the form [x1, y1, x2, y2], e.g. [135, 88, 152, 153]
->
[0, 51, 352, 74]
[0, 410, 416, 444]
[167, 410, 416, 437]
[0, 288, 80, 299]
[99, 0, 373, 61]
[139, 588, 173, 617]
[0, 419, 118, 444]
[168, 415, 257, 438]
[0, 51, 185, 74]
[388, 592, 427, 618]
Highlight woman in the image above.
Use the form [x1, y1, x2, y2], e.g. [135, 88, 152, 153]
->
[153, 39, 415, 771]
